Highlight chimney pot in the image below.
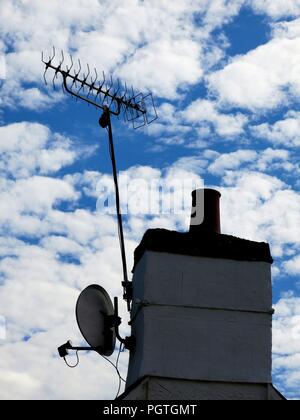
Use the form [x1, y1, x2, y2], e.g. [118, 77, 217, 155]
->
[189, 188, 221, 235]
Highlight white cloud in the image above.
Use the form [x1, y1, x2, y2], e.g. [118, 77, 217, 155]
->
[0, 264, 129, 399]
[3, 0, 300, 112]
[208, 37, 300, 111]
[254, 148, 293, 172]
[0, 0, 248, 109]
[0, 176, 78, 217]
[0, 315, 6, 340]
[284, 255, 300, 275]
[145, 102, 194, 143]
[272, 17, 300, 39]
[0, 122, 77, 178]
[182, 99, 248, 137]
[0, 204, 131, 399]
[172, 156, 208, 174]
[1, 0, 300, 401]
[40, 235, 84, 257]
[0, 49, 62, 110]
[208, 149, 257, 174]
[47, 210, 118, 245]
[0, 154, 205, 399]
[0, 176, 80, 239]
[0, 370, 42, 399]
[208, 147, 295, 175]
[220, 171, 300, 252]
[273, 293, 300, 399]
[202, 0, 245, 28]
[249, 0, 300, 19]
[252, 111, 300, 147]
[118, 39, 203, 99]
[0, 54, 5, 80]
[0, 139, 299, 399]
[147, 123, 191, 139]
[151, 99, 248, 144]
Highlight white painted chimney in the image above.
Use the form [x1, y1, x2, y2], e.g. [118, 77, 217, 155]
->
[120, 189, 285, 400]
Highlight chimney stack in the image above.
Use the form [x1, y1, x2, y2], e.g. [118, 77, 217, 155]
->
[120, 188, 284, 401]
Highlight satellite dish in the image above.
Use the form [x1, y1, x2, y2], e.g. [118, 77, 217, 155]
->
[76, 285, 116, 356]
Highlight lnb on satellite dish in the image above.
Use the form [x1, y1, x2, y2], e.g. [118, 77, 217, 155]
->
[76, 284, 116, 356]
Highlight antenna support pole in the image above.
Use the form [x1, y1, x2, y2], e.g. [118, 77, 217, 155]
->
[99, 107, 132, 311]
[42, 48, 158, 312]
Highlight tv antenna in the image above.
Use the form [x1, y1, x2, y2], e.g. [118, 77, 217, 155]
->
[42, 47, 158, 312]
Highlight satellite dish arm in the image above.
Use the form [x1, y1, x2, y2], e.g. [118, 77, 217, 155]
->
[58, 340, 97, 358]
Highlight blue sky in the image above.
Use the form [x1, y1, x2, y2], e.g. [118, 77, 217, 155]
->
[0, 0, 300, 400]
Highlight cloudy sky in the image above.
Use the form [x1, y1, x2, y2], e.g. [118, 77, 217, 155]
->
[0, 0, 300, 400]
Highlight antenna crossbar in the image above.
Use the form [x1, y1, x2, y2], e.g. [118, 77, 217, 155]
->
[42, 47, 158, 128]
